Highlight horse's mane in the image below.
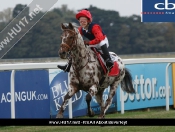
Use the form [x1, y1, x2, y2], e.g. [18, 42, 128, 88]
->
[62, 22, 80, 32]
[71, 22, 80, 28]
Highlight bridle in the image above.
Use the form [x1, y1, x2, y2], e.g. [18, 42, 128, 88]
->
[60, 29, 78, 52]
[60, 28, 93, 72]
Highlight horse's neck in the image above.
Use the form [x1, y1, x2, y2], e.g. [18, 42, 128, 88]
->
[71, 41, 90, 67]
[71, 32, 93, 68]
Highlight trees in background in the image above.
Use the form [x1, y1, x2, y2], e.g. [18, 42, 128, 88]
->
[0, 4, 175, 58]
[12, 4, 29, 18]
[0, 8, 13, 23]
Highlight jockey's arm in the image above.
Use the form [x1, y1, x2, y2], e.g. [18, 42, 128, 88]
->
[89, 25, 106, 45]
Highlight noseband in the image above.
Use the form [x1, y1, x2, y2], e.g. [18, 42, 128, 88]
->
[60, 29, 77, 51]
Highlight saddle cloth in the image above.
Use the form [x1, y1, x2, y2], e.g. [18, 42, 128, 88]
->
[92, 48, 120, 77]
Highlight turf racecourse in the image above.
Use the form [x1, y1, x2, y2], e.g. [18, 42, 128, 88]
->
[1, 107, 175, 132]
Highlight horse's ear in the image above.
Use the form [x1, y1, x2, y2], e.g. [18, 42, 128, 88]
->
[61, 23, 66, 30]
[69, 23, 74, 30]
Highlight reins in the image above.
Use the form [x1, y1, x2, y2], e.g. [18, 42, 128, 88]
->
[60, 29, 78, 51]
[61, 28, 92, 72]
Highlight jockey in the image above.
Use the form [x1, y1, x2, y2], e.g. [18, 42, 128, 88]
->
[57, 9, 114, 72]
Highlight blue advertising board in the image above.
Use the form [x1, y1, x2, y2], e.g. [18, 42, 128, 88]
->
[49, 69, 87, 118]
[1, 62, 172, 118]
[0, 71, 11, 118]
[116, 63, 173, 111]
[0, 70, 50, 118]
[49, 69, 117, 118]
[142, 0, 175, 22]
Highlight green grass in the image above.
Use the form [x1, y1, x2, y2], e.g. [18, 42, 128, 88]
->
[1, 107, 175, 132]
[1, 126, 175, 132]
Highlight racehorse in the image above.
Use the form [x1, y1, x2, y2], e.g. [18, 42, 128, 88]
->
[57, 22, 135, 118]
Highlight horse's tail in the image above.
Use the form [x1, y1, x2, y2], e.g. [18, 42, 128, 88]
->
[121, 68, 135, 93]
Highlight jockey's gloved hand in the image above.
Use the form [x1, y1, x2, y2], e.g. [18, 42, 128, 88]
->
[84, 40, 89, 45]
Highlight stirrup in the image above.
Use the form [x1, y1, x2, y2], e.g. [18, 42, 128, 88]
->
[106, 64, 114, 71]
[64, 64, 71, 72]
[106, 59, 114, 70]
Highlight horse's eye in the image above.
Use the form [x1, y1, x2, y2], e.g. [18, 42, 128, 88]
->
[69, 36, 73, 39]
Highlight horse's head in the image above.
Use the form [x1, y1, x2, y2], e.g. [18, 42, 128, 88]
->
[58, 23, 78, 59]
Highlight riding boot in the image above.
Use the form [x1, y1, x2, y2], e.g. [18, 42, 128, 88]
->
[57, 61, 72, 72]
[101, 44, 114, 70]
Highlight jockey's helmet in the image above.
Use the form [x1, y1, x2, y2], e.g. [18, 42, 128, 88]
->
[76, 9, 92, 22]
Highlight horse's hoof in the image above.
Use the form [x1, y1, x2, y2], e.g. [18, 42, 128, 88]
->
[56, 114, 63, 118]
[98, 115, 105, 119]
[88, 109, 95, 117]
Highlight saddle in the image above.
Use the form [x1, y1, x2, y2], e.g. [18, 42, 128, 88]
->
[91, 48, 119, 77]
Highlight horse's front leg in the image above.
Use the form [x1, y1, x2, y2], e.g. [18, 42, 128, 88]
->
[56, 84, 78, 118]
[86, 93, 95, 117]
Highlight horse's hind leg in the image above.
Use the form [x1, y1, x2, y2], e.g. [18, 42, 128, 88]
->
[86, 93, 95, 117]
[99, 85, 118, 118]
[86, 84, 98, 117]
[95, 89, 105, 119]
[56, 84, 78, 118]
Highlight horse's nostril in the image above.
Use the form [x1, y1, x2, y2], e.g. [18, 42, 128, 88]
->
[62, 51, 66, 55]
